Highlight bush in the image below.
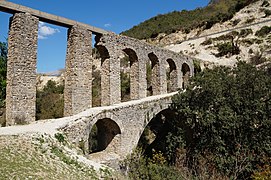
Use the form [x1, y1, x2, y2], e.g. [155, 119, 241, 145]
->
[239, 28, 253, 37]
[215, 41, 240, 57]
[193, 59, 202, 74]
[261, 0, 270, 7]
[245, 17, 255, 24]
[250, 51, 267, 65]
[36, 80, 64, 120]
[54, 133, 65, 143]
[255, 26, 271, 37]
[232, 19, 241, 26]
[264, 9, 271, 17]
[120, 149, 184, 180]
[200, 38, 212, 46]
[169, 62, 271, 179]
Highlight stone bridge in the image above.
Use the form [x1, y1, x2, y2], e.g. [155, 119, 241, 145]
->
[0, 1, 194, 162]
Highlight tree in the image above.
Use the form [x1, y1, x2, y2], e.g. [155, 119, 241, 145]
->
[0, 41, 7, 107]
[36, 80, 64, 120]
[169, 62, 271, 179]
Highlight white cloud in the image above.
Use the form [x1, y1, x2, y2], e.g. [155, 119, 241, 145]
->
[104, 23, 111, 28]
[38, 22, 60, 39]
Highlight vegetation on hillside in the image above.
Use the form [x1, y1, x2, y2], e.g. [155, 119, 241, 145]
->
[36, 80, 64, 120]
[123, 62, 271, 179]
[122, 0, 258, 40]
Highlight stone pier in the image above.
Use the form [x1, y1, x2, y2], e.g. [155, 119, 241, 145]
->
[64, 26, 93, 116]
[101, 49, 121, 106]
[6, 13, 39, 125]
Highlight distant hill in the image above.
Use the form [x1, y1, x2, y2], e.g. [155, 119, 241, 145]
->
[121, 0, 258, 40]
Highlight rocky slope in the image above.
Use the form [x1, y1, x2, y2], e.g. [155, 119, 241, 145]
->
[147, 0, 271, 67]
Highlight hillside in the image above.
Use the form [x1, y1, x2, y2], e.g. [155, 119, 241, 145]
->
[122, 0, 271, 67]
[163, 0, 271, 66]
[122, 0, 258, 40]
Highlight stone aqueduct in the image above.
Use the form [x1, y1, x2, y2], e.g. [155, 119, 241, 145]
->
[0, 1, 194, 159]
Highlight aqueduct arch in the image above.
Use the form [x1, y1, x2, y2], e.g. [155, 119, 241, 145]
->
[182, 63, 191, 89]
[122, 48, 139, 101]
[148, 52, 161, 96]
[166, 59, 178, 92]
[137, 108, 176, 156]
[89, 118, 121, 153]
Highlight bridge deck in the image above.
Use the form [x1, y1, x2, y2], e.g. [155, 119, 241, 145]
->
[0, 0, 108, 35]
[0, 92, 177, 136]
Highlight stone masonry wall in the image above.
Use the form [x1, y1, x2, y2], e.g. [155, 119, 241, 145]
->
[61, 93, 175, 159]
[64, 26, 93, 116]
[96, 33, 194, 106]
[6, 13, 38, 125]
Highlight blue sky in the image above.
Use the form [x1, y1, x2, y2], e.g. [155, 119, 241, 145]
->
[0, 0, 209, 72]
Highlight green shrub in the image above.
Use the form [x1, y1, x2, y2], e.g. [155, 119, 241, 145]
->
[245, 17, 255, 24]
[36, 80, 64, 120]
[215, 41, 240, 57]
[239, 28, 253, 37]
[54, 133, 65, 143]
[200, 38, 212, 46]
[240, 39, 254, 45]
[232, 18, 241, 26]
[51, 146, 79, 166]
[261, 0, 270, 7]
[264, 9, 271, 17]
[120, 149, 183, 180]
[170, 62, 271, 179]
[250, 51, 267, 65]
[193, 59, 202, 74]
[255, 26, 271, 37]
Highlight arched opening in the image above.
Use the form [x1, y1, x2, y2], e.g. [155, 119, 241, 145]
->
[138, 109, 176, 162]
[182, 63, 191, 89]
[93, 44, 109, 107]
[147, 53, 160, 96]
[121, 48, 139, 102]
[166, 59, 177, 93]
[89, 118, 121, 153]
[94, 35, 111, 106]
